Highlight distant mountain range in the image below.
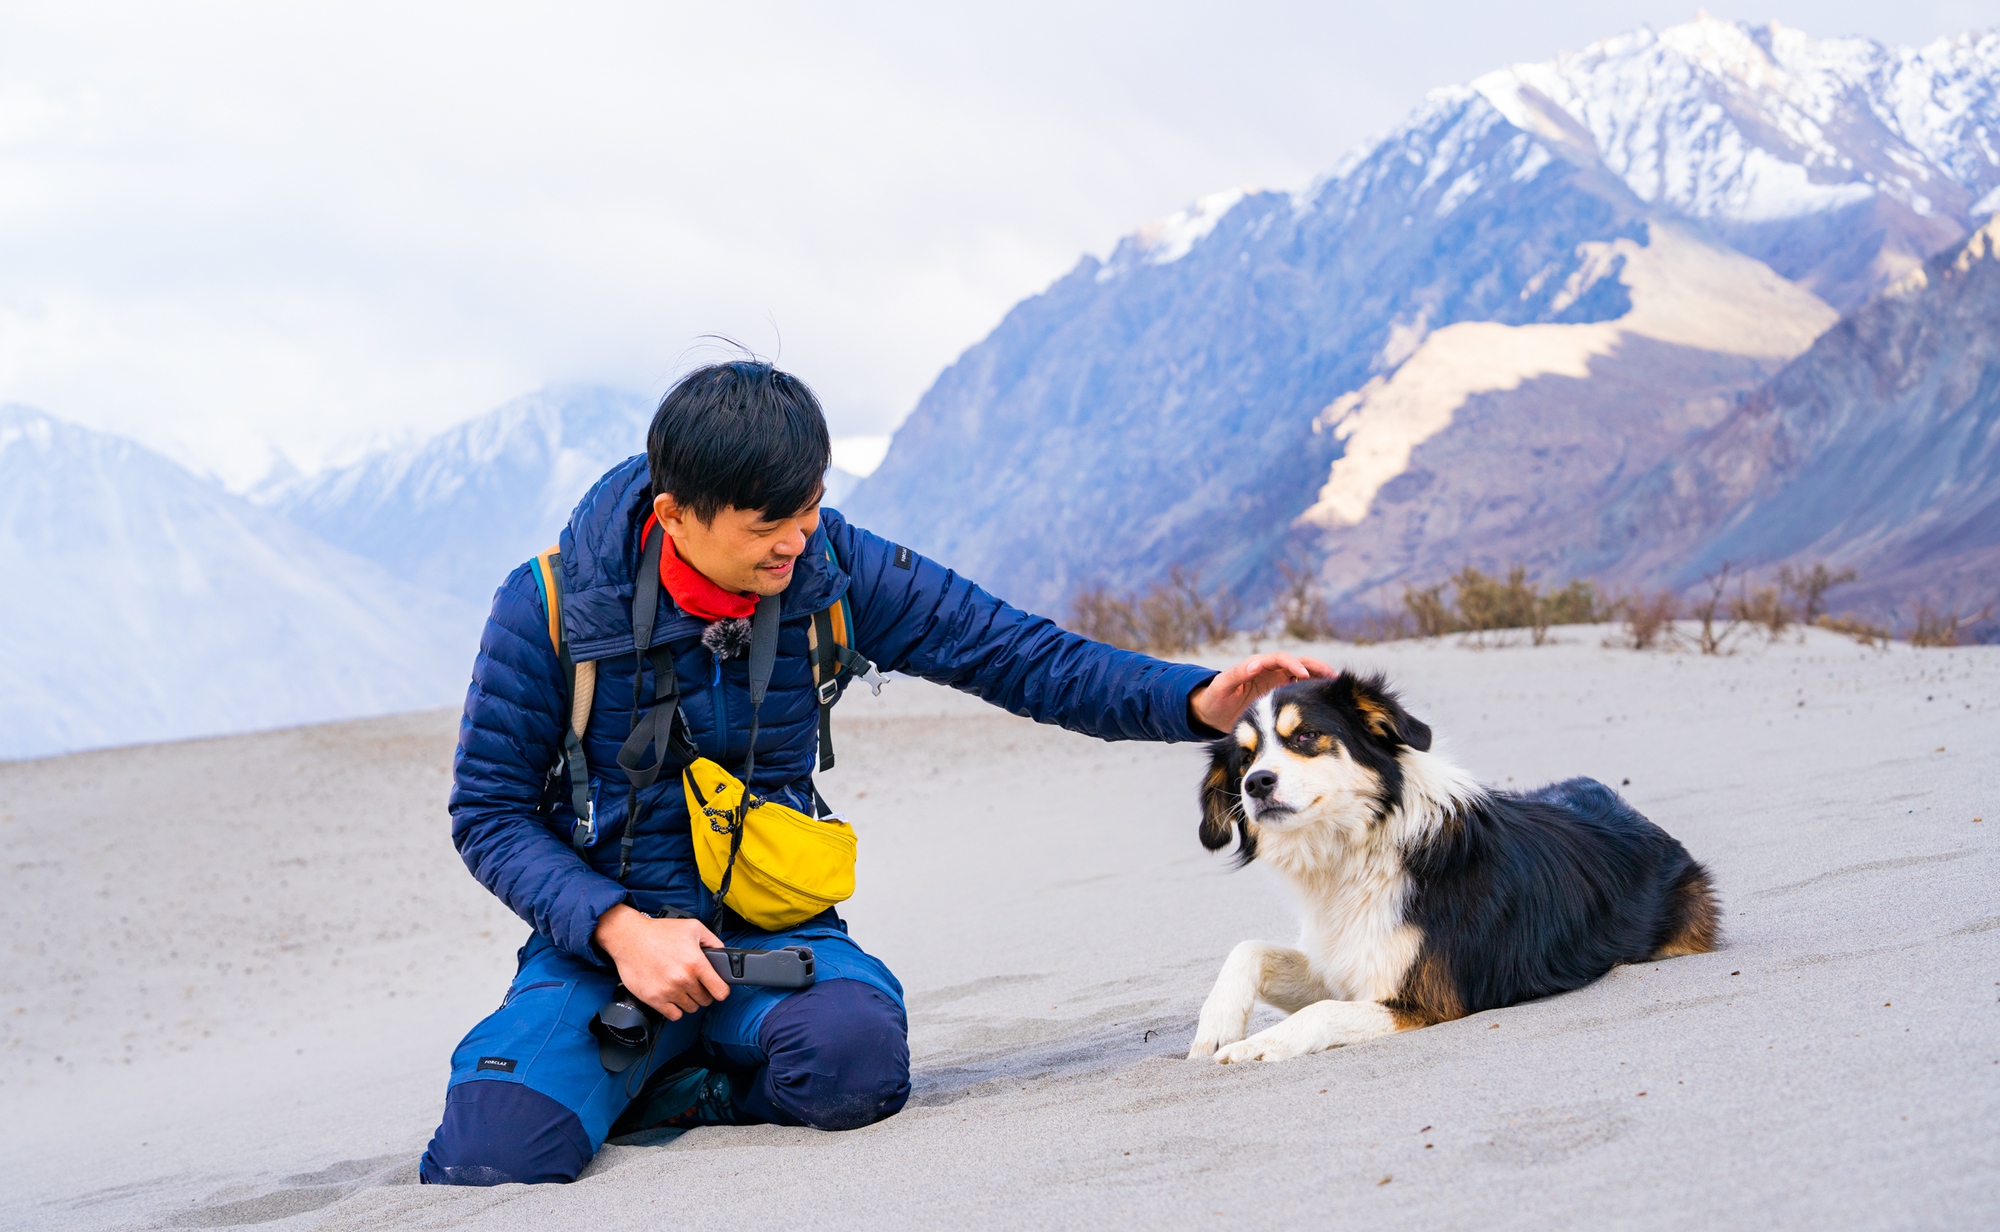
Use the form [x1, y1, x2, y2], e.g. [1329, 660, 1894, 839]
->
[1, 387, 868, 757]
[0, 406, 482, 759]
[254, 385, 654, 607]
[846, 17, 2000, 625]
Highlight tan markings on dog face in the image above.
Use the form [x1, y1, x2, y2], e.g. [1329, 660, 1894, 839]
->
[1275, 704, 1303, 739]
[1652, 867, 1721, 958]
[1353, 694, 1394, 738]
[1386, 950, 1465, 1030]
[1234, 721, 1258, 752]
[1311, 734, 1335, 755]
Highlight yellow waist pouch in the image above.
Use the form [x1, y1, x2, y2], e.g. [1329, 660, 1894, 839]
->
[684, 757, 856, 931]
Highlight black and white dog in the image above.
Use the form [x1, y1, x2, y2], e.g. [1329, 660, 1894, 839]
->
[1188, 672, 1716, 1064]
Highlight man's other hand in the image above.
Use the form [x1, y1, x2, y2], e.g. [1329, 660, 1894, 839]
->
[592, 904, 731, 1020]
[1188, 653, 1338, 733]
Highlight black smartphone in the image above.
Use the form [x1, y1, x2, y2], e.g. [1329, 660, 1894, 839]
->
[703, 945, 816, 989]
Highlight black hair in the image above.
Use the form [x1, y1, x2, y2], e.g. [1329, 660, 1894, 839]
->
[647, 360, 832, 522]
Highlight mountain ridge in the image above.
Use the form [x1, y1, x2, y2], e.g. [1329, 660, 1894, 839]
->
[1591, 212, 2000, 621]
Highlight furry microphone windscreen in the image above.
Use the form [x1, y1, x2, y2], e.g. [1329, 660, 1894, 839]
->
[701, 617, 754, 661]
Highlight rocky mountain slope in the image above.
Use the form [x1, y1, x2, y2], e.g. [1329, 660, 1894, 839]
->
[844, 17, 2000, 620]
[0, 407, 481, 758]
[257, 385, 652, 606]
[1596, 215, 2000, 618]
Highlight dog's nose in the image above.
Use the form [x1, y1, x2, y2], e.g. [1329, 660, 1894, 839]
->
[1243, 769, 1278, 800]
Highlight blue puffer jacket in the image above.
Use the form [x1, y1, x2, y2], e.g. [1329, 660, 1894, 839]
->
[449, 455, 1219, 963]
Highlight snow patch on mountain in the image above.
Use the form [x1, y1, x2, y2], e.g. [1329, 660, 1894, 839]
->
[1098, 188, 1254, 281]
[1138, 188, 1250, 264]
[1299, 222, 1835, 528]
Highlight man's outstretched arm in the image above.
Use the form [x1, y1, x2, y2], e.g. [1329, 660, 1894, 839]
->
[826, 513, 1331, 741]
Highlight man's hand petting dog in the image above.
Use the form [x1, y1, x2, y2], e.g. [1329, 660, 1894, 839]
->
[1189, 653, 1337, 733]
[592, 904, 732, 1020]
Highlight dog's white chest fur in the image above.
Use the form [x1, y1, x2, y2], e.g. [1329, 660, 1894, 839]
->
[1261, 828, 1421, 1003]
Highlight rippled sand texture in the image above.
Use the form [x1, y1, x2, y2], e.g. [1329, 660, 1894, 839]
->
[3, 626, 1995, 1230]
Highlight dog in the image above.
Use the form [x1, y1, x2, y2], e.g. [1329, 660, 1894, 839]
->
[1187, 671, 1716, 1064]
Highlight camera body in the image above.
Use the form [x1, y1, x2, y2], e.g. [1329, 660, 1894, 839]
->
[592, 944, 818, 1071]
[705, 945, 816, 989]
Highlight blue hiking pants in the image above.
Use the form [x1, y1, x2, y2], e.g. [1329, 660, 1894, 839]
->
[419, 914, 908, 1185]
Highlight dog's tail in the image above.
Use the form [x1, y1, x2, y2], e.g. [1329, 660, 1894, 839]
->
[1651, 862, 1720, 958]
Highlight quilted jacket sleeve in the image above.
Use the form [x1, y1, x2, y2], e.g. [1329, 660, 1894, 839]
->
[827, 514, 1219, 743]
[448, 564, 630, 963]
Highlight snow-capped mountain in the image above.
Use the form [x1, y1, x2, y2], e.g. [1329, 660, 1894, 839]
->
[0, 406, 482, 759]
[1595, 214, 2000, 618]
[845, 17, 1999, 618]
[257, 385, 653, 606]
[1476, 19, 2000, 309]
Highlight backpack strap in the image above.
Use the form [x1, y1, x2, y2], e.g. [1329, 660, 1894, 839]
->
[530, 547, 598, 853]
[805, 539, 885, 773]
[611, 521, 701, 880]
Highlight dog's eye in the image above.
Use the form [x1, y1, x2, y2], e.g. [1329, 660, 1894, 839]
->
[1292, 728, 1321, 744]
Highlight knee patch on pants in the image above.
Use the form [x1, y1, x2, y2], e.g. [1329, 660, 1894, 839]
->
[742, 979, 911, 1131]
[420, 1080, 594, 1186]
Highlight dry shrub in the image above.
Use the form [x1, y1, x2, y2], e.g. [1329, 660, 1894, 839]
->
[1780, 562, 1857, 624]
[1689, 564, 1744, 656]
[1403, 582, 1457, 639]
[1620, 590, 1680, 650]
[1543, 579, 1606, 626]
[1731, 582, 1790, 639]
[1718, 560, 1856, 642]
[1068, 583, 1142, 650]
[1401, 566, 1605, 646]
[1273, 563, 1340, 641]
[1815, 613, 1891, 647]
[1907, 602, 1995, 648]
[1453, 565, 1547, 644]
[1067, 568, 1241, 655]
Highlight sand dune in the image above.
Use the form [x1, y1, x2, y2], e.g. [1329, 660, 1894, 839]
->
[3, 628, 1995, 1229]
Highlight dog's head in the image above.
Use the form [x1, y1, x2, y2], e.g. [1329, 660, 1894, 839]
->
[1198, 671, 1432, 861]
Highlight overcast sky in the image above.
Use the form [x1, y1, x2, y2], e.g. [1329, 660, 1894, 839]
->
[0, 1, 1988, 486]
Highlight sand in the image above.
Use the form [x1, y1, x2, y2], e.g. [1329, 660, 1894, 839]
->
[2, 626, 1995, 1230]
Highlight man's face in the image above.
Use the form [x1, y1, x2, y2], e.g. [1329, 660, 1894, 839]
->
[654, 490, 822, 596]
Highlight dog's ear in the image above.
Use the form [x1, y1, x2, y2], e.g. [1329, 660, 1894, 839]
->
[1342, 672, 1432, 752]
[1198, 740, 1242, 851]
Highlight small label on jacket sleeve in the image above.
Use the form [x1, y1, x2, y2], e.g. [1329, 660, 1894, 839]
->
[893, 545, 913, 569]
[477, 1056, 518, 1073]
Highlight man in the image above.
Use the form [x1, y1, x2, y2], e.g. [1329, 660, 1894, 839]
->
[422, 360, 1329, 1184]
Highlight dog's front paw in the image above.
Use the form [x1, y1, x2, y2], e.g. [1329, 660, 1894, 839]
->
[1213, 1023, 1317, 1065]
[1187, 1005, 1250, 1062]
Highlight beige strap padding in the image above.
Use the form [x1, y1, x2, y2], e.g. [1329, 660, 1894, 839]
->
[571, 659, 596, 740]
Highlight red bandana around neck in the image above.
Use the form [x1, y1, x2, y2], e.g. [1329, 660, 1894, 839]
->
[643, 513, 758, 622]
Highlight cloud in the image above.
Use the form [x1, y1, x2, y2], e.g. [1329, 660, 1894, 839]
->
[0, 0, 1972, 485]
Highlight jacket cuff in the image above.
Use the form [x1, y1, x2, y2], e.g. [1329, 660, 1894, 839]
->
[1161, 663, 1223, 742]
[555, 876, 636, 967]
